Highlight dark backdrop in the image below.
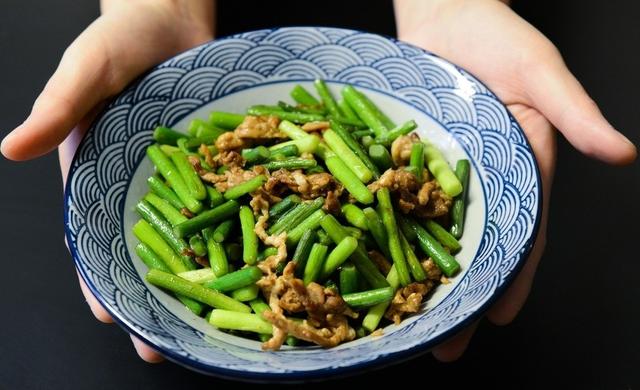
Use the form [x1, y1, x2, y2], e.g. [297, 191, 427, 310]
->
[1, 1, 638, 389]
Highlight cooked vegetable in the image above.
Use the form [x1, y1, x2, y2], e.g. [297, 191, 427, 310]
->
[209, 112, 244, 130]
[239, 206, 258, 265]
[422, 140, 462, 197]
[133, 80, 469, 350]
[342, 85, 388, 137]
[146, 269, 250, 312]
[147, 145, 202, 213]
[290, 84, 320, 106]
[173, 200, 239, 238]
[450, 159, 470, 238]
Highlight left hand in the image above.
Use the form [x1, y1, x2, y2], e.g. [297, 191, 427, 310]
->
[394, 0, 636, 361]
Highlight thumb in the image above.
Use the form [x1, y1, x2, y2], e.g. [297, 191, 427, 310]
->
[526, 48, 636, 165]
[1, 22, 117, 161]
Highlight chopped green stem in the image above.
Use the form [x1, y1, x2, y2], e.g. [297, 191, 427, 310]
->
[320, 214, 389, 288]
[248, 105, 325, 123]
[423, 140, 462, 197]
[134, 220, 189, 274]
[209, 112, 244, 130]
[292, 230, 317, 278]
[338, 98, 358, 121]
[342, 204, 369, 230]
[242, 146, 271, 163]
[362, 266, 400, 332]
[399, 231, 426, 282]
[396, 212, 418, 243]
[239, 206, 258, 265]
[209, 309, 272, 334]
[356, 89, 396, 129]
[268, 197, 324, 235]
[262, 158, 317, 171]
[224, 175, 267, 200]
[368, 144, 393, 171]
[206, 186, 225, 208]
[363, 207, 391, 259]
[188, 234, 207, 257]
[268, 194, 301, 219]
[342, 287, 394, 308]
[342, 85, 388, 137]
[450, 159, 470, 239]
[290, 84, 320, 106]
[178, 268, 216, 284]
[286, 209, 325, 245]
[212, 219, 235, 243]
[351, 129, 375, 138]
[203, 227, 229, 277]
[147, 144, 202, 213]
[314, 79, 342, 118]
[339, 263, 360, 295]
[257, 247, 278, 262]
[144, 192, 187, 226]
[146, 269, 250, 312]
[409, 142, 425, 182]
[377, 188, 411, 286]
[412, 221, 460, 277]
[173, 200, 240, 238]
[321, 236, 359, 280]
[231, 284, 259, 302]
[424, 220, 461, 252]
[325, 155, 374, 204]
[135, 242, 171, 273]
[303, 243, 328, 285]
[324, 128, 373, 182]
[135, 200, 194, 270]
[374, 120, 418, 146]
[268, 144, 299, 159]
[153, 126, 188, 146]
[204, 266, 262, 292]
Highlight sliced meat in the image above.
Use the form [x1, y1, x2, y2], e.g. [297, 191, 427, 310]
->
[301, 121, 330, 132]
[390, 134, 419, 167]
[235, 115, 284, 139]
[260, 262, 357, 350]
[264, 169, 343, 201]
[215, 131, 249, 152]
[262, 311, 355, 349]
[368, 168, 420, 194]
[385, 281, 436, 325]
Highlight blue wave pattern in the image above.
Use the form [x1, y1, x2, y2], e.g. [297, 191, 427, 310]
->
[64, 27, 540, 377]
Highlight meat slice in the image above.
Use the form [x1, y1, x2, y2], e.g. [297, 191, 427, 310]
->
[390, 134, 419, 167]
[260, 262, 357, 350]
[235, 115, 284, 139]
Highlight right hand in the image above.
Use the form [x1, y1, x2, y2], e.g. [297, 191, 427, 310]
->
[1, 0, 215, 362]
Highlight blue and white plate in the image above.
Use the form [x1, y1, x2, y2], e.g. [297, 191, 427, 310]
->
[64, 27, 541, 380]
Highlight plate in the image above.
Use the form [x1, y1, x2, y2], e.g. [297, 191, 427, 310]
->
[64, 27, 541, 380]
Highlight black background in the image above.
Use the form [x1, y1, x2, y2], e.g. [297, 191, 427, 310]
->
[1, 1, 638, 388]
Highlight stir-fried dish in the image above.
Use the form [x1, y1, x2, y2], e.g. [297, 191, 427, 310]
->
[135, 80, 470, 350]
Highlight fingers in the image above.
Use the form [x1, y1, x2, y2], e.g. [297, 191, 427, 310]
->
[432, 321, 479, 362]
[76, 270, 113, 324]
[1, 21, 116, 161]
[131, 335, 164, 363]
[525, 48, 636, 165]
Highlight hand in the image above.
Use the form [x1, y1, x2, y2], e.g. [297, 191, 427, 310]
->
[1, 0, 214, 363]
[394, 0, 636, 361]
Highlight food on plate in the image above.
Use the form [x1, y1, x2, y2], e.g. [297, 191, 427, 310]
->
[135, 80, 470, 350]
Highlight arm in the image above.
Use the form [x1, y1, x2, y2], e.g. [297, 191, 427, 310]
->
[394, 0, 635, 361]
[1, 0, 216, 363]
